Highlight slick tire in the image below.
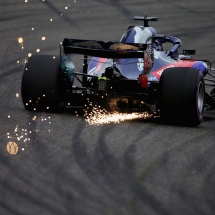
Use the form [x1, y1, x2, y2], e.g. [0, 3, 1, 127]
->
[159, 67, 205, 126]
[21, 55, 63, 112]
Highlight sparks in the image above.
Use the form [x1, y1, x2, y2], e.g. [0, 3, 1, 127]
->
[6, 142, 18, 155]
[17, 37, 24, 44]
[84, 105, 148, 125]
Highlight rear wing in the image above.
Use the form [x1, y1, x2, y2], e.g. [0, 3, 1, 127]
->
[62, 39, 147, 58]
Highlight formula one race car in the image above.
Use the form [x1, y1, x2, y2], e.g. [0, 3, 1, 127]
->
[21, 16, 215, 126]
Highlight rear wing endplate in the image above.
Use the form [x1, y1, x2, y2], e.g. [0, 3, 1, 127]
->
[63, 39, 147, 58]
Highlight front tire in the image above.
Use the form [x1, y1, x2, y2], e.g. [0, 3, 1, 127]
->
[160, 67, 205, 126]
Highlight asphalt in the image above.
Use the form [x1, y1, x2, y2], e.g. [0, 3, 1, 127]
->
[1, 1, 215, 215]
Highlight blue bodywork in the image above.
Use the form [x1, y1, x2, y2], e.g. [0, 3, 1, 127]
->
[87, 26, 208, 81]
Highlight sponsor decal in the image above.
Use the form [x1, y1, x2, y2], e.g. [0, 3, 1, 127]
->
[137, 58, 144, 71]
[151, 60, 195, 79]
[148, 76, 159, 81]
[154, 50, 159, 59]
[157, 65, 174, 76]
[148, 44, 153, 54]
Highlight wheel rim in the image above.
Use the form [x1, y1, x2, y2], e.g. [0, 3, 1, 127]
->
[197, 81, 204, 114]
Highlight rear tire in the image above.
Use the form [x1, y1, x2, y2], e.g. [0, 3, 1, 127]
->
[21, 55, 63, 112]
[160, 67, 205, 126]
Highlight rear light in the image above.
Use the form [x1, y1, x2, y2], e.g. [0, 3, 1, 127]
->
[139, 74, 148, 88]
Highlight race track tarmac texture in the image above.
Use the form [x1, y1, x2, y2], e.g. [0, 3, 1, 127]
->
[1, 1, 215, 215]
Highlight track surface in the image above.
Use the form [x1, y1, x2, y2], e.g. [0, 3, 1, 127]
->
[1, 1, 215, 215]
